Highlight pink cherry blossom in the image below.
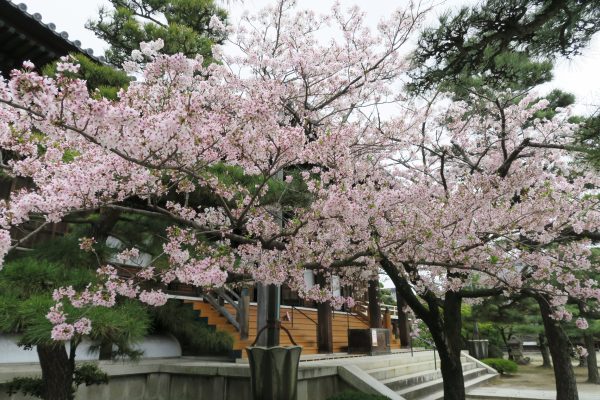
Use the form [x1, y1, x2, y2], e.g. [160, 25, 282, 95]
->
[51, 323, 75, 341]
[138, 290, 168, 307]
[576, 318, 589, 330]
[73, 318, 92, 335]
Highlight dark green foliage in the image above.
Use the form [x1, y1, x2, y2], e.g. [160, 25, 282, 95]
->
[85, 301, 150, 360]
[378, 282, 396, 306]
[4, 377, 44, 398]
[3, 364, 108, 399]
[481, 358, 518, 375]
[487, 344, 505, 359]
[0, 236, 150, 348]
[532, 89, 576, 120]
[468, 296, 542, 349]
[73, 364, 109, 387]
[410, 0, 600, 94]
[151, 300, 233, 355]
[326, 391, 389, 400]
[87, 0, 227, 66]
[576, 113, 600, 168]
[42, 54, 131, 100]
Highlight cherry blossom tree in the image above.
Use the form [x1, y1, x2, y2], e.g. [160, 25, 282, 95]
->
[0, 0, 425, 345]
[1, 2, 598, 400]
[364, 94, 600, 400]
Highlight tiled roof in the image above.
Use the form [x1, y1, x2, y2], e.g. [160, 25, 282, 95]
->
[0, 0, 104, 76]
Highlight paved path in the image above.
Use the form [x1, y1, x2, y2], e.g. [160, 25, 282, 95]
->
[468, 387, 600, 400]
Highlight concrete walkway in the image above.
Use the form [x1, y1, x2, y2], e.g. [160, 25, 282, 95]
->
[467, 387, 600, 400]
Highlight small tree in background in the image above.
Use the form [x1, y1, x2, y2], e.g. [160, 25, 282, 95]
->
[0, 237, 149, 400]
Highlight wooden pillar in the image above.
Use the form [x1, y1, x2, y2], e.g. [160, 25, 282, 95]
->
[396, 290, 410, 347]
[368, 278, 382, 328]
[317, 302, 333, 353]
[383, 307, 392, 330]
[316, 273, 333, 353]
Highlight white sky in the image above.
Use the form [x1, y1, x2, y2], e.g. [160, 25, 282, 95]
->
[18, 0, 600, 114]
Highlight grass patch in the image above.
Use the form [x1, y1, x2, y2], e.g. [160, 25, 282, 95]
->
[481, 358, 518, 375]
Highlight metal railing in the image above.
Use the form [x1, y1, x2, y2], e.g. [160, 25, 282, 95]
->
[290, 305, 318, 328]
[204, 286, 251, 333]
[410, 336, 438, 370]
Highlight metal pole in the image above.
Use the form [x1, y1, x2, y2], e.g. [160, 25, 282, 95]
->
[266, 284, 281, 347]
[256, 283, 268, 346]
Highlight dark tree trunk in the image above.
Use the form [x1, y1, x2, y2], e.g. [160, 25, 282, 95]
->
[380, 260, 468, 400]
[368, 278, 381, 328]
[99, 342, 113, 360]
[315, 272, 333, 353]
[432, 291, 466, 400]
[537, 296, 579, 400]
[539, 333, 552, 368]
[584, 332, 600, 384]
[37, 344, 74, 400]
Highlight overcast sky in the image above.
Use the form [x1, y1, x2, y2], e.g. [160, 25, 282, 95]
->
[18, 0, 600, 113]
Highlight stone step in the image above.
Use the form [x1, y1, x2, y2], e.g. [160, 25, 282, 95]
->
[381, 362, 477, 391]
[365, 357, 469, 381]
[353, 352, 458, 371]
[422, 373, 499, 400]
[396, 367, 489, 400]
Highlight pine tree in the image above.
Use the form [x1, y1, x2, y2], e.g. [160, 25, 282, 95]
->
[86, 0, 227, 66]
[0, 236, 150, 400]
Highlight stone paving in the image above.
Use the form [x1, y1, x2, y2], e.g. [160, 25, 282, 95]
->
[467, 387, 600, 400]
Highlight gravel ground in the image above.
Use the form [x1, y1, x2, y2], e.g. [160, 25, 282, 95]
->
[478, 352, 600, 398]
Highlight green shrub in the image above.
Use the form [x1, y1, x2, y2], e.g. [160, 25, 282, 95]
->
[487, 344, 505, 358]
[481, 358, 518, 375]
[151, 300, 233, 355]
[327, 391, 390, 400]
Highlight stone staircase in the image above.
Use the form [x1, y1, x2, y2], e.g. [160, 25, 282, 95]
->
[351, 351, 498, 400]
[189, 301, 401, 358]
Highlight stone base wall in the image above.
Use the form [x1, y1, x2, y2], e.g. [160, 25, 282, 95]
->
[0, 360, 357, 400]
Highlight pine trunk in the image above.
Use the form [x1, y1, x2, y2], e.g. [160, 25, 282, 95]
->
[537, 297, 579, 400]
[37, 344, 74, 400]
[584, 332, 600, 384]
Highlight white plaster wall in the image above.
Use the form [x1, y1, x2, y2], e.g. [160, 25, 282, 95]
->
[131, 334, 181, 358]
[0, 335, 99, 363]
[0, 334, 181, 363]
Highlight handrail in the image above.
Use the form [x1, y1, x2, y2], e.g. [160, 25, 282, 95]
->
[411, 336, 437, 370]
[353, 300, 400, 321]
[204, 292, 240, 331]
[215, 287, 240, 313]
[352, 302, 370, 324]
[290, 305, 318, 328]
[223, 286, 240, 301]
